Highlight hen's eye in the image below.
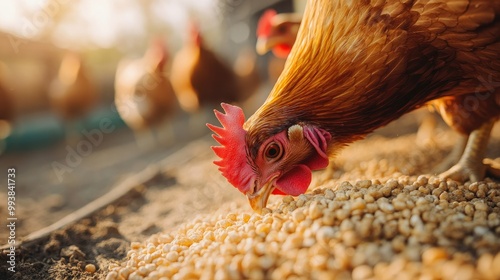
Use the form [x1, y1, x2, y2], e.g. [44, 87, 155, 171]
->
[277, 24, 287, 34]
[265, 142, 283, 160]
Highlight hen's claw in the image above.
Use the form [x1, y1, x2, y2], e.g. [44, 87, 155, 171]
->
[438, 120, 494, 183]
[439, 161, 485, 182]
[484, 158, 500, 179]
[434, 135, 467, 173]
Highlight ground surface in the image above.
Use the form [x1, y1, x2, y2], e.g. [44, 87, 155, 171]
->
[0, 107, 499, 279]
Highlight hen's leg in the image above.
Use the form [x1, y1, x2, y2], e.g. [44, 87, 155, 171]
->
[439, 120, 495, 182]
[416, 113, 438, 148]
[435, 134, 468, 173]
[484, 158, 500, 178]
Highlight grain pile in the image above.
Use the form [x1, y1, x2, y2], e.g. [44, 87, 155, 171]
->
[107, 175, 500, 280]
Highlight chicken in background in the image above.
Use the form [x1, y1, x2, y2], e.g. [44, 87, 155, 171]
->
[0, 63, 15, 153]
[114, 39, 178, 149]
[170, 23, 259, 134]
[256, 9, 302, 83]
[256, 9, 302, 59]
[49, 52, 99, 144]
[209, 0, 500, 212]
[0, 86, 13, 139]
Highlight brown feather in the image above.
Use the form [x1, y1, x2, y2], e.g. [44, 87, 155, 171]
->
[114, 40, 177, 131]
[0, 78, 13, 123]
[171, 34, 244, 113]
[245, 0, 500, 157]
[49, 53, 98, 121]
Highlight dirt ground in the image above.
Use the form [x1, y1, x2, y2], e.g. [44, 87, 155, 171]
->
[0, 107, 499, 279]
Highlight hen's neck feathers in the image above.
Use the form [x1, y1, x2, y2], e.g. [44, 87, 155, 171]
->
[245, 0, 500, 156]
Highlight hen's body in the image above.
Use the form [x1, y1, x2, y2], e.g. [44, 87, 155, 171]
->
[0, 85, 13, 123]
[171, 24, 262, 116]
[49, 53, 98, 121]
[246, 0, 500, 154]
[115, 40, 177, 132]
[0, 72, 14, 139]
[170, 32, 241, 113]
[209, 0, 500, 211]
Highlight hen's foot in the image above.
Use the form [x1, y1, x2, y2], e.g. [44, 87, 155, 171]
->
[434, 135, 467, 173]
[439, 161, 486, 182]
[439, 120, 494, 182]
[416, 113, 438, 148]
[484, 158, 500, 179]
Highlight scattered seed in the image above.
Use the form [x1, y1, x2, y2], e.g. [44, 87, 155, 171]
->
[107, 177, 500, 279]
[85, 264, 96, 274]
[422, 247, 448, 265]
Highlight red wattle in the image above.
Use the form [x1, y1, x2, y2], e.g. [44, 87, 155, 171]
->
[274, 164, 312, 195]
[273, 44, 292, 58]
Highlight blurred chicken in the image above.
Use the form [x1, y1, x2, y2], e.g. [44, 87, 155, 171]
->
[0, 63, 14, 154]
[209, 0, 500, 212]
[114, 39, 178, 149]
[49, 52, 98, 143]
[0, 86, 13, 139]
[256, 9, 302, 58]
[171, 23, 259, 133]
[256, 9, 302, 83]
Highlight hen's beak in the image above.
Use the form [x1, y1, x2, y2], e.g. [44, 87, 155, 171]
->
[256, 37, 274, 55]
[247, 181, 275, 213]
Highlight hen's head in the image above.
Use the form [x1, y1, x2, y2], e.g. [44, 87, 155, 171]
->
[144, 38, 168, 72]
[207, 103, 331, 212]
[256, 9, 302, 58]
[188, 21, 203, 46]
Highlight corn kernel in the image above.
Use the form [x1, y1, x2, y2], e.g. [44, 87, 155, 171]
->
[107, 176, 499, 280]
[85, 264, 96, 274]
[166, 251, 179, 262]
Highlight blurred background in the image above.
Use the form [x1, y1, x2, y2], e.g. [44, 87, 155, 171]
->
[0, 0, 307, 221]
[0, 0, 304, 151]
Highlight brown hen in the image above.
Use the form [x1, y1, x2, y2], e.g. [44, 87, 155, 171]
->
[49, 52, 98, 122]
[171, 24, 259, 113]
[115, 39, 178, 147]
[0, 64, 14, 140]
[208, 0, 500, 211]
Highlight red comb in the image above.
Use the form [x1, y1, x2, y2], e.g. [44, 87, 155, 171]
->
[257, 9, 277, 37]
[145, 38, 168, 71]
[188, 20, 202, 45]
[207, 103, 255, 193]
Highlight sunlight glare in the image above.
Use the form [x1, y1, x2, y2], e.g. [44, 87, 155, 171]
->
[0, 0, 219, 50]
